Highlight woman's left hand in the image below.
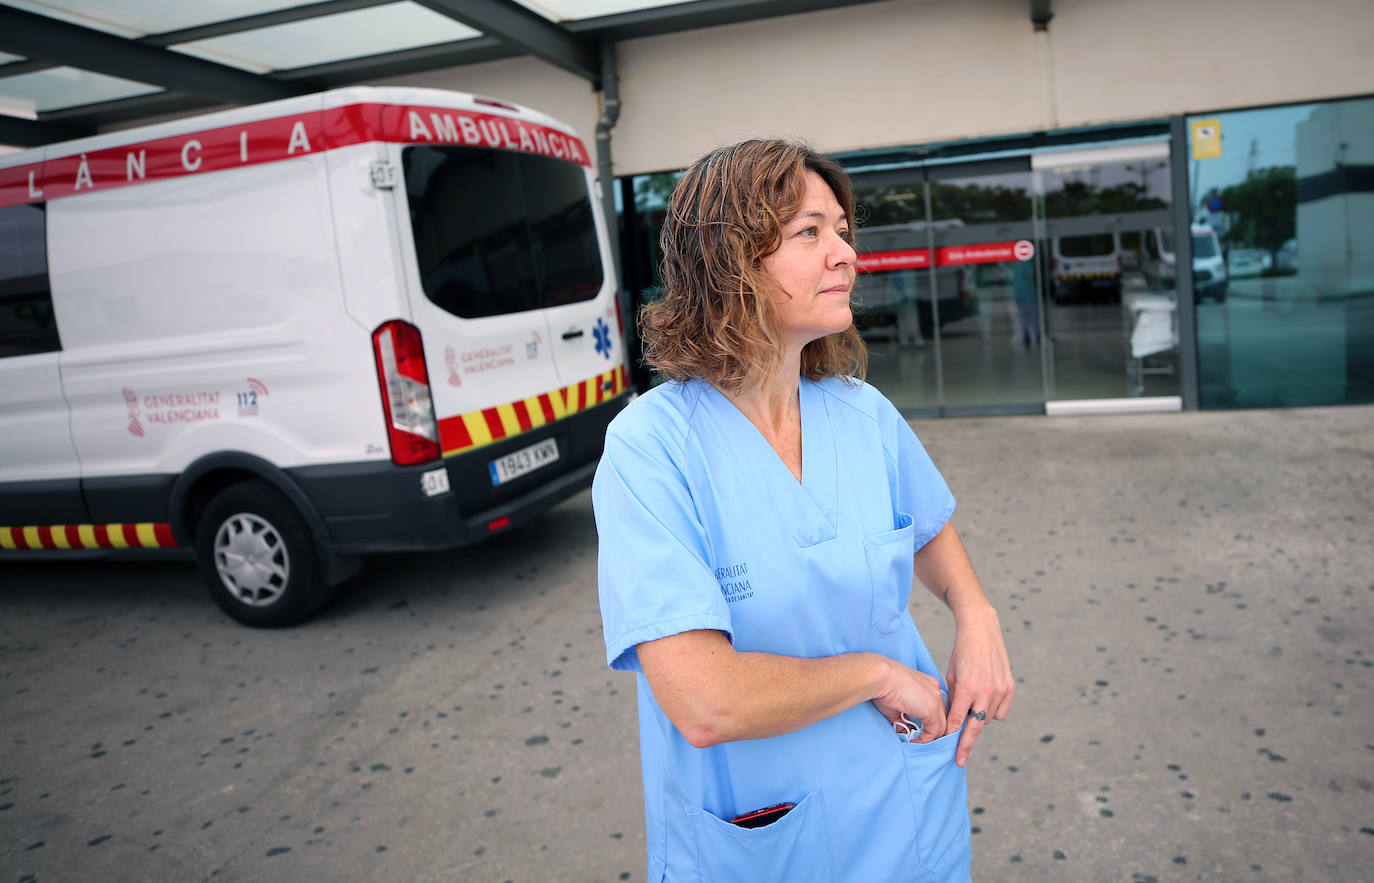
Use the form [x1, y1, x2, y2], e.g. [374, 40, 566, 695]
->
[943, 604, 1014, 767]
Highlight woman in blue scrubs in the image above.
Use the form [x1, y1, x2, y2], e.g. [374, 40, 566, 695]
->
[593, 139, 1015, 882]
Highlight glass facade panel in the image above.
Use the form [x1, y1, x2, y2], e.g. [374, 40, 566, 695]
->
[1190, 97, 1374, 408]
[0, 66, 160, 113]
[620, 172, 679, 389]
[173, 3, 480, 73]
[516, 1, 700, 21]
[3, 0, 310, 36]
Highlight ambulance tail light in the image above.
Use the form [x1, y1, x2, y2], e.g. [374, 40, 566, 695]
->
[614, 294, 625, 337]
[372, 320, 441, 466]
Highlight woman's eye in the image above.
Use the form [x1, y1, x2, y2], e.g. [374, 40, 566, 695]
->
[798, 226, 818, 238]
[839, 229, 853, 243]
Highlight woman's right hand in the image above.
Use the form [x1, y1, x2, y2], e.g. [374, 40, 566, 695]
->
[872, 657, 948, 743]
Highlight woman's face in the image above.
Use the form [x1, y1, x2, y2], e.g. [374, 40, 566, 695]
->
[761, 171, 857, 352]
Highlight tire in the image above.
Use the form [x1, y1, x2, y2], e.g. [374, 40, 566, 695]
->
[194, 480, 335, 627]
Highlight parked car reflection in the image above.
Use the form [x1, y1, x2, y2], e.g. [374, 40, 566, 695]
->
[1227, 248, 1270, 279]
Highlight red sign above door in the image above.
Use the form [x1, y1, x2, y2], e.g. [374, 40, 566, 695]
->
[856, 249, 930, 272]
[858, 239, 1035, 273]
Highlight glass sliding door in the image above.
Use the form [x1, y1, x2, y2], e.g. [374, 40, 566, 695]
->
[850, 217, 943, 411]
[1032, 142, 1181, 408]
[852, 160, 1045, 414]
[847, 138, 1184, 416]
[928, 166, 1044, 412]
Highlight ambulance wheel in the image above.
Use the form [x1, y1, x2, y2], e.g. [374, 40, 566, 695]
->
[195, 480, 333, 627]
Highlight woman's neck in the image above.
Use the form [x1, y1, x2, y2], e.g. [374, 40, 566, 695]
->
[717, 350, 806, 482]
[722, 348, 803, 432]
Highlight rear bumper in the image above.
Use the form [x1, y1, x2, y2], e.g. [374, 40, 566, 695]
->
[290, 393, 627, 552]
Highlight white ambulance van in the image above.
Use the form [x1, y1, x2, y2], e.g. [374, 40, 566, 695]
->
[0, 86, 630, 626]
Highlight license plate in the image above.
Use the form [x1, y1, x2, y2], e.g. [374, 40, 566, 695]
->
[488, 437, 560, 486]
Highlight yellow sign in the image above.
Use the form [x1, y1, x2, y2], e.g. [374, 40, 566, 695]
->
[1191, 118, 1222, 159]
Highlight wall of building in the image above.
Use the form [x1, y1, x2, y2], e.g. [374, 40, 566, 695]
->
[374, 0, 1374, 176]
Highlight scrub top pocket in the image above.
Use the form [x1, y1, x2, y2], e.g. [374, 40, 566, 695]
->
[902, 727, 971, 874]
[864, 512, 916, 636]
[688, 790, 834, 882]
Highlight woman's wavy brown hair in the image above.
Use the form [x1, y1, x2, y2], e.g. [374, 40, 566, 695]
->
[639, 138, 867, 391]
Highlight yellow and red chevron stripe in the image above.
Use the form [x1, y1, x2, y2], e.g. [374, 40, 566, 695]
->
[438, 364, 630, 456]
[0, 522, 178, 550]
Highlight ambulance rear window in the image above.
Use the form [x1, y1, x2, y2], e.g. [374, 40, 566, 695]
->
[404, 146, 603, 319]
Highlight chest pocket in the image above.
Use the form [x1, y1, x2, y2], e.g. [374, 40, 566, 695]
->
[864, 511, 915, 636]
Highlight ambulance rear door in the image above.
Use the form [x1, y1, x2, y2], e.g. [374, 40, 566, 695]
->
[539, 162, 626, 416]
[396, 142, 571, 515]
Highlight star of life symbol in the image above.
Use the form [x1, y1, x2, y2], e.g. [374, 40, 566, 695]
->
[593, 317, 612, 359]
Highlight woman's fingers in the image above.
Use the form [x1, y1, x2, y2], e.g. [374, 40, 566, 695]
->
[875, 666, 947, 740]
[946, 678, 1012, 766]
[954, 713, 986, 766]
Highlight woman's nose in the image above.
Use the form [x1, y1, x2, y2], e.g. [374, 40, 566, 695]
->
[828, 233, 856, 268]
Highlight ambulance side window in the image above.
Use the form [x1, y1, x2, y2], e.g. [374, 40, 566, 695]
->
[404, 146, 603, 318]
[0, 202, 60, 358]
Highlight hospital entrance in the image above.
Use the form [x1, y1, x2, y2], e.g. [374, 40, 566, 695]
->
[850, 141, 1183, 416]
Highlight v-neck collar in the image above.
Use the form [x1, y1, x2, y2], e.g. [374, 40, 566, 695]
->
[697, 379, 838, 548]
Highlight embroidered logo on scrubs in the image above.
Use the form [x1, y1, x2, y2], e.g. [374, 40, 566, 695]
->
[714, 562, 753, 603]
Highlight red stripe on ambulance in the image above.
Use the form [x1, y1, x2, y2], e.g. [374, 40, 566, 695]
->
[512, 399, 533, 432]
[0, 102, 591, 209]
[482, 409, 506, 442]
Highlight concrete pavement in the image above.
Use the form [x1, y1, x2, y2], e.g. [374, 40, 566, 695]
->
[1, 404, 1371, 881]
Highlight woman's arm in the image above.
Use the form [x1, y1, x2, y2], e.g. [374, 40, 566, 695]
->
[913, 521, 1015, 767]
[636, 629, 948, 749]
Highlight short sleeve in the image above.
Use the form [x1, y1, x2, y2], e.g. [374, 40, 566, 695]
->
[592, 421, 732, 673]
[885, 405, 956, 550]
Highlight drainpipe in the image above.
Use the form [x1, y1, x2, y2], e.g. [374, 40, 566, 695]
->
[595, 40, 623, 290]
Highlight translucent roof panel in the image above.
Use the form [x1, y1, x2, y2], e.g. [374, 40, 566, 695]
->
[0, 66, 162, 114]
[2, 0, 317, 37]
[171, 2, 481, 73]
[517, 0, 700, 21]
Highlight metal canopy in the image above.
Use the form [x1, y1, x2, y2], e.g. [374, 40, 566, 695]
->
[415, 0, 599, 82]
[0, 0, 1047, 150]
[0, 6, 300, 103]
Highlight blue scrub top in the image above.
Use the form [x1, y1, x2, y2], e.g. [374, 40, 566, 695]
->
[594, 376, 972, 882]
